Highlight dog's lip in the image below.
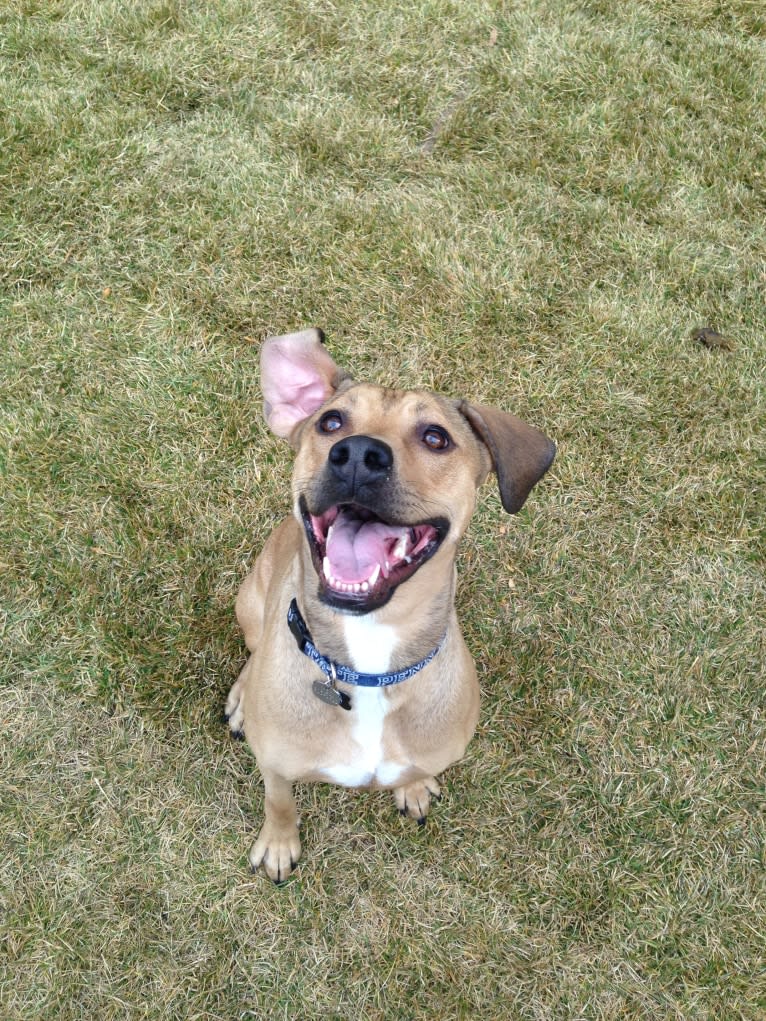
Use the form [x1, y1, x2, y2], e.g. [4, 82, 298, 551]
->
[298, 496, 448, 611]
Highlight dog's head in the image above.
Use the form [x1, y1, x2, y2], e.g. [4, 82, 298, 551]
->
[260, 328, 555, 614]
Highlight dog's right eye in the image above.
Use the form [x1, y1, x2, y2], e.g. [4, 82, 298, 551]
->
[318, 410, 344, 434]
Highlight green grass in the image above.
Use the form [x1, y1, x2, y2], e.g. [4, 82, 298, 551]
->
[2, 0, 765, 1017]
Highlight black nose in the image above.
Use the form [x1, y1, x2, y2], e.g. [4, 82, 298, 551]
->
[328, 435, 393, 492]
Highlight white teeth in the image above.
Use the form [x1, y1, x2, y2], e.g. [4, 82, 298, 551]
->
[323, 564, 352, 592]
[326, 522, 336, 546]
[323, 564, 381, 594]
[392, 534, 409, 560]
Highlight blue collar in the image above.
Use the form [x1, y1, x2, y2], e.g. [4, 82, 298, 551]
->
[287, 599, 445, 689]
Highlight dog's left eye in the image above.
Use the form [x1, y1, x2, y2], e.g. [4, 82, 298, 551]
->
[318, 410, 344, 434]
[422, 426, 451, 451]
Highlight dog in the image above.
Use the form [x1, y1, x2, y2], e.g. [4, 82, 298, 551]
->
[225, 328, 555, 881]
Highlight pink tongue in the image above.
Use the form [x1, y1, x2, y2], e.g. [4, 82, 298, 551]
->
[326, 516, 406, 583]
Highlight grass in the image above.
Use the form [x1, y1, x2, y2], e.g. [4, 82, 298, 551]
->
[1, 0, 765, 1017]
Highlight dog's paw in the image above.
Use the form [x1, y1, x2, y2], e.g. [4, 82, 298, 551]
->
[249, 823, 301, 884]
[393, 777, 441, 825]
[224, 678, 246, 738]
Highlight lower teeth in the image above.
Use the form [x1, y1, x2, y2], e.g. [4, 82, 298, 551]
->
[325, 565, 381, 594]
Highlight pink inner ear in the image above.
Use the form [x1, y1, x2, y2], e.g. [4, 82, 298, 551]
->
[261, 336, 340, 437]
[264, 354, 332, 414]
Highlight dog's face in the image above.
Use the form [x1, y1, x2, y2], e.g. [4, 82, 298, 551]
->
[291, 382, 492, 612]
[260, 329, 555, 615]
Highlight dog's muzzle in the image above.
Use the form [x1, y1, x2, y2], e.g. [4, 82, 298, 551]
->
[299, 434, 448, 612]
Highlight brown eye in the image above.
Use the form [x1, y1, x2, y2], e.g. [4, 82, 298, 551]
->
[318, 410, 344, 434]
[422, 425, 451, 451]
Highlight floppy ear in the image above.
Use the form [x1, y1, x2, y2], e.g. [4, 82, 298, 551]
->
[459, 401, 555, 514]
[261, 328, 350, 439]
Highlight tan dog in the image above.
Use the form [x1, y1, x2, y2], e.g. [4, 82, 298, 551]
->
[225, 329, 555, 881]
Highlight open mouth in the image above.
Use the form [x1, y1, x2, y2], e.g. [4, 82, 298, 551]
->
[300, 497, 447, 611]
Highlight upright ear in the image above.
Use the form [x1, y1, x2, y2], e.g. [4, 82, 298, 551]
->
[261, 328, 350, 439]
[459, 401, 556, 514]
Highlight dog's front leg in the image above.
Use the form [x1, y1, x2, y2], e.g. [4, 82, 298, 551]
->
[250, 768, 301, 883]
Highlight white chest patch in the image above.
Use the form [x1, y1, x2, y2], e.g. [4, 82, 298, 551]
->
[320, 615, 407, 788]
[342, 613, 396, 674]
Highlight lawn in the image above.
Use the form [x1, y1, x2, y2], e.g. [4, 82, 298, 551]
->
[1, 1, 765, 1018]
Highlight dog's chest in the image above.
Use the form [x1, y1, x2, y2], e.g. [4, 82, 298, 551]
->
[319, 616, 407, 788]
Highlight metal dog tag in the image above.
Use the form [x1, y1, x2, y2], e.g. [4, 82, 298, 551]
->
[312, 677, 352, 711]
